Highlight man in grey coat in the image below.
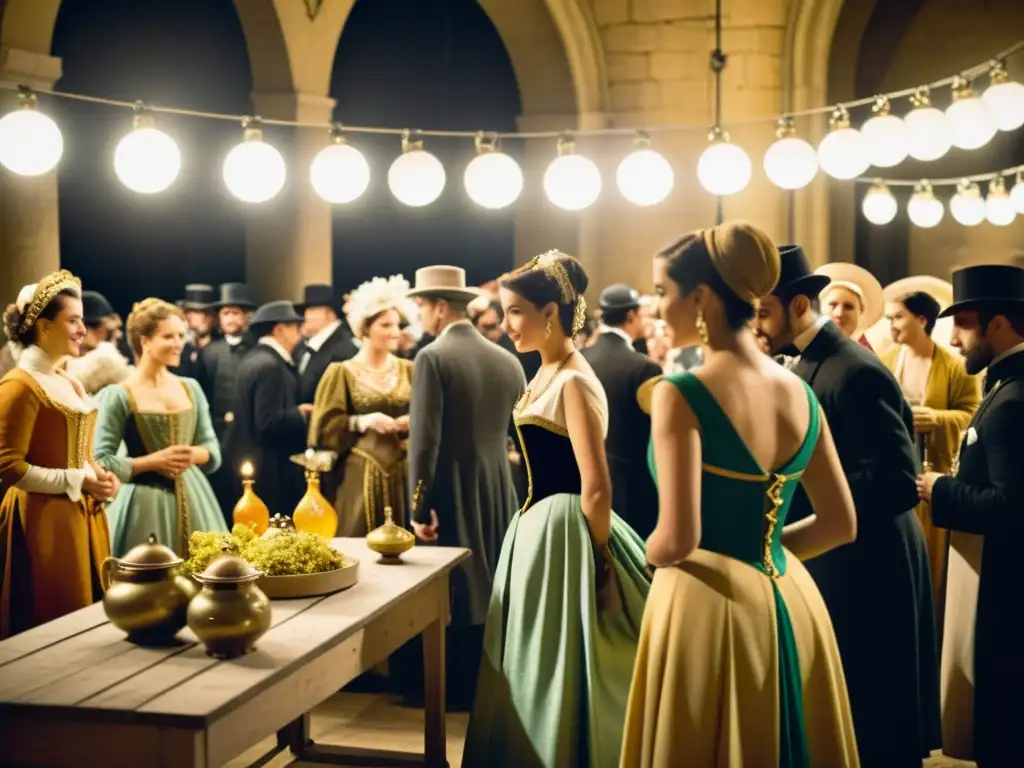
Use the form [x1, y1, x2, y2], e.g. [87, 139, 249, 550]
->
[406, 265, 525, 709]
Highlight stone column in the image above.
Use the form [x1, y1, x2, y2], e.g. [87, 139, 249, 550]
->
[245, 92, 335, 304]
[0, 47, 63, 311]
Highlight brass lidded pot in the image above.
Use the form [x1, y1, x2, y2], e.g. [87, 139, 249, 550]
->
[101, 533, 197, 645]
[366, 505, 415, 563]
[187, 549, 272, 659]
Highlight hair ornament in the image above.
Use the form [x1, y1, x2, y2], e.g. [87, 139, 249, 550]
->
[572, 294, 588, 337]
[345, 275, 417, 340]
[18, 270, 81, 335]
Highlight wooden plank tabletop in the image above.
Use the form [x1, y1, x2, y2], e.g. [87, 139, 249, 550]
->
[0, 539, 469, 730]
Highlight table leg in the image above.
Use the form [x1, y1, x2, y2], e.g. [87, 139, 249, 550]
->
[422, 611, 446, 767]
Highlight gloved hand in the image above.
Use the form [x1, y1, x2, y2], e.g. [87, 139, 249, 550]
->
[352, 412, 397, 434]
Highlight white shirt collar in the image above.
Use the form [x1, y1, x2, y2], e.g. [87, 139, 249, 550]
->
[794, 315, 831, 353]
[439, 318, 473, 339]
[990, 341, 1024, 369]
[598, 324, 633, 345]
[259, 336, 293, 365]
[225, 334, 244, 347]
[18, 346, 94, 413]
[306, 319, 341, 353]
[20, 345, 57, 375]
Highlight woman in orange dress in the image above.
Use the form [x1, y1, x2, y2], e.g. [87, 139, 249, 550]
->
[0, 271, 119, 638]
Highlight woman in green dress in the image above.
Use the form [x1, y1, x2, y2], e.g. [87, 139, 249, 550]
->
[94, 299, 226, 557]
[620, 223, 860, 767]
[462, 251, 650, 768]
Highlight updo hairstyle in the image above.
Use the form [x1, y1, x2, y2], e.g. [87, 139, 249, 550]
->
[656, 222, 780, 331]
[126, 298, 184, 358]
[3, 288, 81, 348]
[895, 291, 941, 336]
[498, 252, 589, 337]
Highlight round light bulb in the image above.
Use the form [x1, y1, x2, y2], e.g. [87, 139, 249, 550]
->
[697, 131, 751, 196]
[388, 144, 446, 207]
[950, 182, 986, 226]
[907, 183, 944, 228]
[904, 104, 951, 161]
[223, 128, 286, 203]
[544, 149, 601, 211]
[114, 118, 181, 194]
[982, 65, 1024, 132]
[0, 102, 64, 176]
[310, 139, 370, 204]
[985, 179, 1016, 227]
[860, 113, 908, 168]
[763, 135, 818, 190]
[817, 108, 869, 179]
[945, 81, 997, 150]
[464, 150, 523, 209]
[1011, 179, 1024, 214]
[862, 183, 898, 225]
[616, 145, 674, 206]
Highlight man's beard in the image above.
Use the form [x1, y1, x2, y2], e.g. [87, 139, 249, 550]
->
[757, 315, 793, 356]
[963, 340, 994, 375]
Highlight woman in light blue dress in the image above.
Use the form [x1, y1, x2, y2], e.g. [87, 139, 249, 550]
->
[94, 298, 226, 557]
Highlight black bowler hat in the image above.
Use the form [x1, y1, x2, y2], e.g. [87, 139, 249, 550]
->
[82, 291, 115, 325]
[938, 265, 1024, 318]
[599, 284, 641, 312]
[772, 245, 832, 298]
[214, 282, 256, 310]
[297, 283, 338, 312]
[178, 284, 215, 311]
[250, 300, 302, 329]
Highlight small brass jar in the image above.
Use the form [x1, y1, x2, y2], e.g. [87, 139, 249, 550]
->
[101, 533, 198, 645]
[187, 552, 272, 659]
[366, 506, 415, 563]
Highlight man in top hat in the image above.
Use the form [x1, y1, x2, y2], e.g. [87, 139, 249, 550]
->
[916, 264, 1024, 767]
[294, 283, 358, 404]
[201, 283, 256, 442]
[406, 265, 525, 709]
[580, 283, 662, 538]
[171, 284, 216, 381]
[224, 300, 312, 518]
[754, 245, 940, 767]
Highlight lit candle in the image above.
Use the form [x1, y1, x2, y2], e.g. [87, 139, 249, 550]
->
[234, 460, 268, 534]
[241, 461, 253, 480]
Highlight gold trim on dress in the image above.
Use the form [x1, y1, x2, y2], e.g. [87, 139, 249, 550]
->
[514, 414, 569, 437]
[412, 479, 425, 517]
[636, 375, 662, 415]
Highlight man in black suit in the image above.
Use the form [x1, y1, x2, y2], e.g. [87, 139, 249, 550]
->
[581, 284, 662, 538]
[917, 264, 1024, 767]
[294, 283, 358, 404]
[171, 284, 216, 381]
[754, 246, 940, 768]
[224, 301, 311, 518]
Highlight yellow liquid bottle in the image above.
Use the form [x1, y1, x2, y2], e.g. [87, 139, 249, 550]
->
[233, 462, 269, 535]
[293, 470, 338, 539]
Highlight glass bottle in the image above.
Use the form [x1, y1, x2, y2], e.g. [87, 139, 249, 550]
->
[233, 461, 269, 535]
[293, 468, 338, 539]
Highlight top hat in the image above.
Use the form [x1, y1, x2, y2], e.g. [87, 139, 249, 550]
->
[250, 300, 302, 329]
[179, 284, 215, 311]
[82, 291, 115, 324]
[406, 266, 481, 303]
[815, 262, 885, 334]
[599, 284, 642, 312]
[939, 264, 1024, 318]
[772, 245, 832, 298]
[297, 283, 338, 312]
[214, 282, 256, 310]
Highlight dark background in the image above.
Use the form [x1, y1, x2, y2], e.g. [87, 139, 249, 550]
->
[51, 0, 521, 317]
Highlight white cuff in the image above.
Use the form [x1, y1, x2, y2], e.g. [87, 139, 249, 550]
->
[348, 415, 367, 433]
[15, 464, 94, 502]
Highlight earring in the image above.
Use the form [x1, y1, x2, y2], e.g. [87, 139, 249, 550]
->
[696, 309, 710, 345]
[544, 320, 552, 338]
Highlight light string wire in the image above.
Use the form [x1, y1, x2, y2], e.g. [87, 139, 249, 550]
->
[857, 162, 1024, 188]
[1, 38, 1021, 140]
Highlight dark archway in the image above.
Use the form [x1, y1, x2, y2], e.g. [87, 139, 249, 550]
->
[51, 0, 253, 316]
[328, 0, 521, 293]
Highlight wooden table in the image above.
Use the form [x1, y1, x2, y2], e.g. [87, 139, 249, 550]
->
[0, 539, 470, 768]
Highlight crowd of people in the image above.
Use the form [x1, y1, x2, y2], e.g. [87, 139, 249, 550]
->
[0, 222, 1021, 767]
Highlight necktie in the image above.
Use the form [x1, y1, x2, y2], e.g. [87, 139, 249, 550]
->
[296, 343, 311, 375]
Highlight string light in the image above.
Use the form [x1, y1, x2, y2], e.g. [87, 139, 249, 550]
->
[950, 180, 986, 226]
[310, 125, 370, 204]
[114, 105, 181, 194]
[388, 131, 445, 207]
[818, 106, 869, 180]
[0, 88, 63, 176]
[985, 176, 1016, 226]
[982, 61, 1024, 132]
[697, 126, 751, 196]
[903, 87, 952, 162]
[860, 97, 908, 169]
[862, 181, 898, 225]
[463, 133, 522, 209]
[762, 117, 818, 190]
[543, 136, 601, 211]
[616, 132, 674, 206]
[1011, 171, 1024, 213]
[223, 118, 285, 203]
[906, 182, 944, 228]
[945, 76, 997, 150]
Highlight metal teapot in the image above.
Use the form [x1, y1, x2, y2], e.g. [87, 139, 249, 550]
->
[101, 533, 197, 645]
[187, 548, 272, 659]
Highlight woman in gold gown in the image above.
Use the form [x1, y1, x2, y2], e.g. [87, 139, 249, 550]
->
[308, 276, 415, 535]
[0, 271, 119, 638]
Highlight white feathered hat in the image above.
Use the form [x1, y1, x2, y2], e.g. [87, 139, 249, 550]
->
[344, 275, 418, 339]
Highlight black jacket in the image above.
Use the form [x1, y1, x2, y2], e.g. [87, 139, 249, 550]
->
[200, 336, 254, 441]
[296, 324, 358, 404]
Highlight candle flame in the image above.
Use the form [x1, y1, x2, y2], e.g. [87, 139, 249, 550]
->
[305, 447, 315, 459]
[241, 461, 253, 478]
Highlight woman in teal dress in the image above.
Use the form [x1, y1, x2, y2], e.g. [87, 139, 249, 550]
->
[462, 251, 650, 768]
[94, 299, 226, 557]
[621, 223, 860, 767]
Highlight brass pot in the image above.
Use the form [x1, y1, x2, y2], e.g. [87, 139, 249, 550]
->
[187, 551, 272, 659]
[101, 533, 197, 645]
[366, 506, 414, 563]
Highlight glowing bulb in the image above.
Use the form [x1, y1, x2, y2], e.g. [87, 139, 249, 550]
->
[616, 135, 673, 206]
[950, 180, 986, 226]
[388, 134, 446, 207]
[114, 114, 181, 194]
[1011, 174, 1024, 214]
[697, 127, 751, 196]
[904, 88, 951, 161]
[310, 132, 370, 204]
[0, 93, 63, 176]
[544, 138, 601, 211]
[985, 177, 1016, 227]
[763, 117, 818, 190]
[464, 139, 523, 209]
[223, 123, 286, 203]
[907, 181, 943, 228]
[982, 63, 1024, 132]
[817, 106, 869, 180]
[862, 182, 898, 225]
[946, 77, 997, 150]
[860, 97, 908, 168]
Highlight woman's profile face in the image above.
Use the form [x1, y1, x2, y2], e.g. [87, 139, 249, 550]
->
[653, 257, 696, 347]
[500, 287, 548, 353]
[886, 300, 926, 346]
[823, 286, 863, 338]
[366, 308, 402, 352]
[142, 315, 186, 368]
[37, 296, 86, 359]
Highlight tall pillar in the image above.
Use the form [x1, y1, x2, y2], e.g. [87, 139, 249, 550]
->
[245, 92, 335, 304]
[0, 47, 63, 310]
